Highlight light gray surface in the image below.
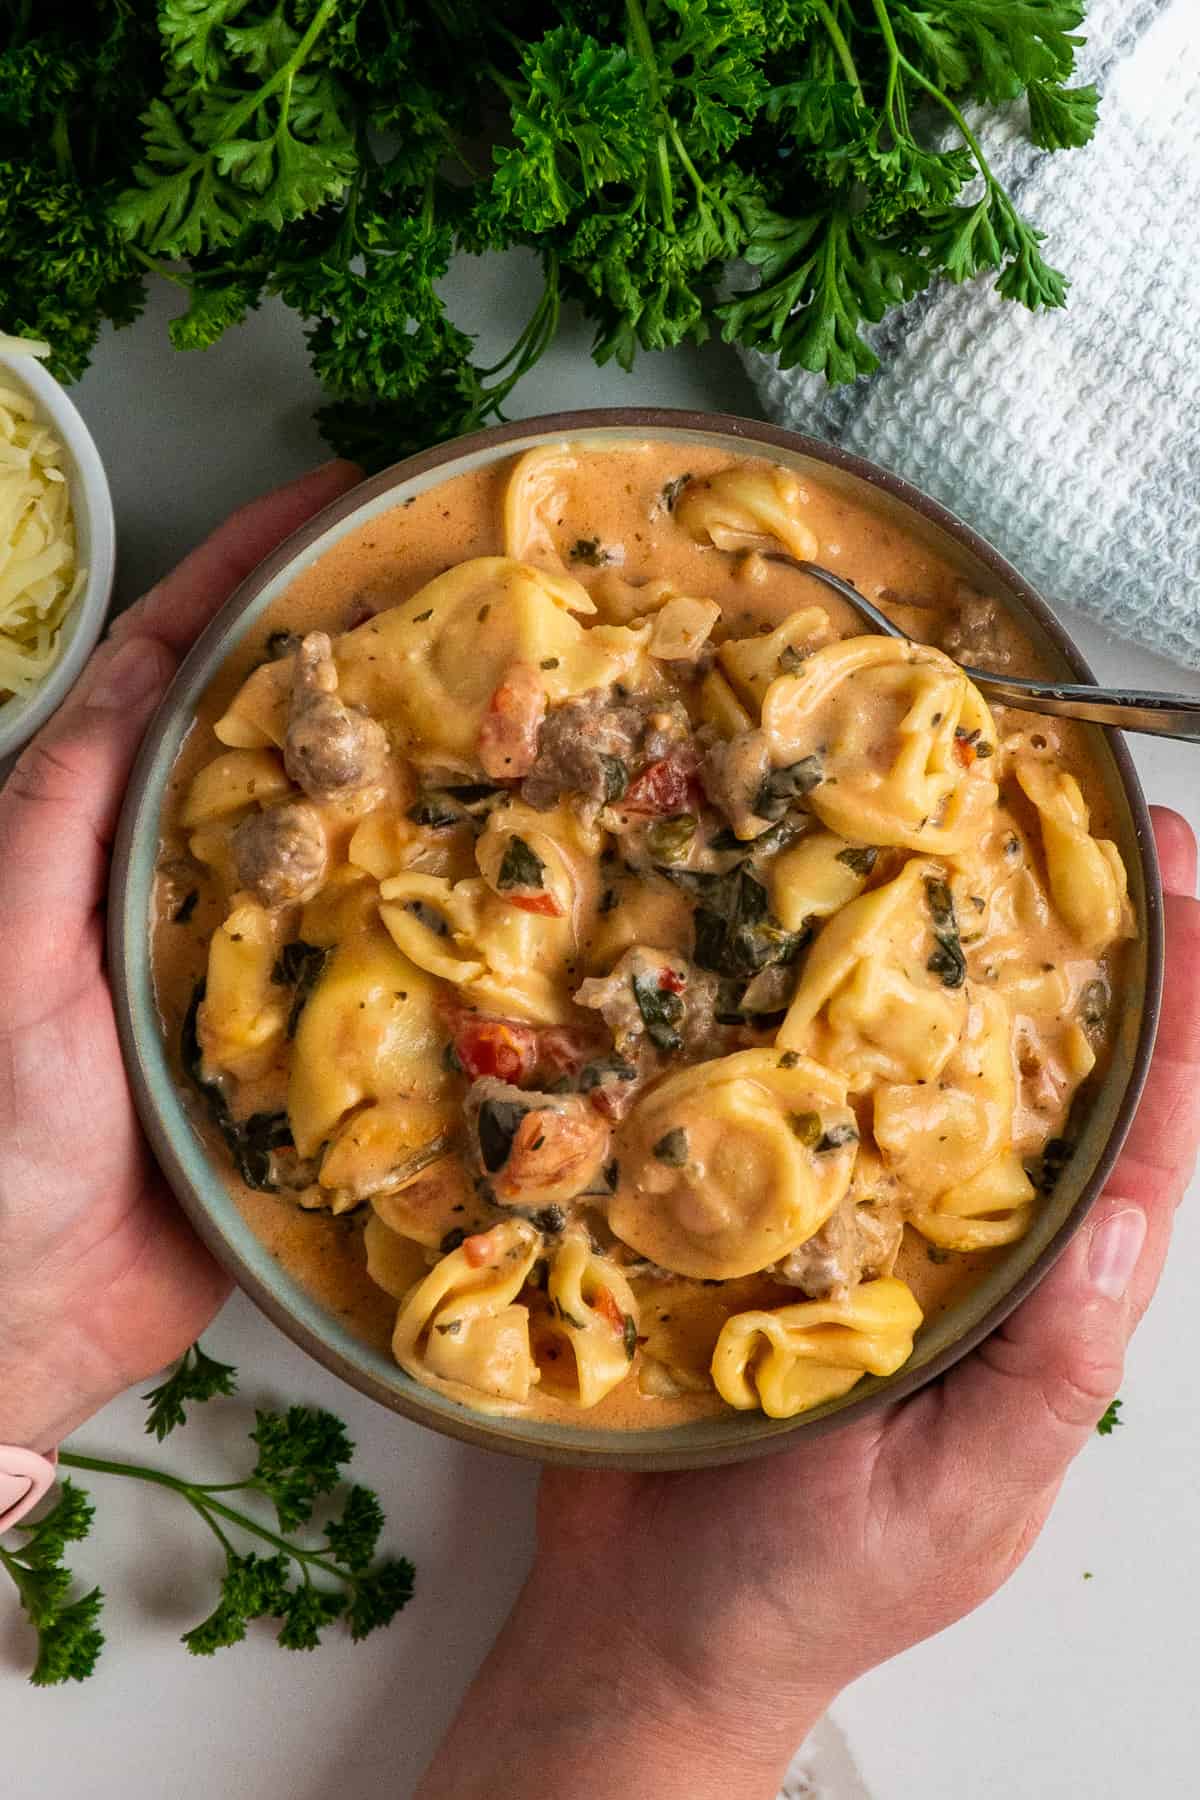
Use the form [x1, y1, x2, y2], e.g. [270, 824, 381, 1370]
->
[4, 257, 1199, 1799]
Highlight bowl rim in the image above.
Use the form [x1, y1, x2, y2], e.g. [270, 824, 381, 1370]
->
[110, 406, 1164, 1470]
[0, 353, 116, 760]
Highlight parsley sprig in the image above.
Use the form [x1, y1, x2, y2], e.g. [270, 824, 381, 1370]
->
[1, 1341, 415, 1685]
[1, 1, 1098, 466]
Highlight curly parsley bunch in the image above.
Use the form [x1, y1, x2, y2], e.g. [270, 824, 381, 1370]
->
[0, 1, 1098, 465]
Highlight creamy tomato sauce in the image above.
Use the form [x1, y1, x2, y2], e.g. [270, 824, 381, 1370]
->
[152, 443, 1130, 1430]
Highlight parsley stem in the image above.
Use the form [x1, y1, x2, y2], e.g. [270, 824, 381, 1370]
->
[813, 1, 863, 103]
[866, 0, 998, 195]
[59, 1452, 351, 1589]
[624, 0, 675, 226]
[127, 245, 191, 289]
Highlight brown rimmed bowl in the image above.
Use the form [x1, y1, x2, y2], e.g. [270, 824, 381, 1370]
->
[110, 409, 1163, 1470]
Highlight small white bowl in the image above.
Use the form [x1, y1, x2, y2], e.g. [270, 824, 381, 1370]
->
[0, 352, 116, 763]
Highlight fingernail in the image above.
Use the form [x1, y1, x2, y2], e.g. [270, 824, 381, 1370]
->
[1088, 1208, 1147, 1300]
[87, 636, 171, 712]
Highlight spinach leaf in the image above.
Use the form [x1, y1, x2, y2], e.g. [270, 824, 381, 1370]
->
[477, 1098, 529, 1172]
[1026, 1136, 1073, 1197]
[644, 813, 696, 863]
[599, 754, 629, 803]
[569, 537, 608, 566]
[181, 982, 293, 1191]
[692, 866, 810, 980]
[631, 970, 685, 1053]
[836, 846, 879, 876]
[271, 940, 332, 1038]
[407, 794, 465, 830]
[497, 836, 546, 891]
[172, 888, 199, 924]
[754, 756, 824, 822]
[652, 1127, 689, 1166]
[924, 877, 966, 989]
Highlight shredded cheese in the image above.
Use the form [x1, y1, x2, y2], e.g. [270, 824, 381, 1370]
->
[0, 377, 86, 700]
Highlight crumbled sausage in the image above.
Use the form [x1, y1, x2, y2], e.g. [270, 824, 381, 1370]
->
[938, 586, 1013, 670]
[284, 631, 388, 801]
[521, 690, 688, 812]
[232, 801, 328, 908]
[773, 1195, 903, 1302]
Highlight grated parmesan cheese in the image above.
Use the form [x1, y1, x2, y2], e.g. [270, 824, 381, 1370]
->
[0, 377, 86, 701]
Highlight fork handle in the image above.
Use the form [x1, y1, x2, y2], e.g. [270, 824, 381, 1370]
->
[966, 675, 1200, 743]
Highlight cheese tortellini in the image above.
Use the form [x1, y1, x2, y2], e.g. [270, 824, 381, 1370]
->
[676, 464, 819, 561]
[609, 1051, 859, 1280]
[287, 924, 448, 1156]
[164, 440, 1136, 1434]
[762, 637, 999, 853]
[779, 857, 968, 1089]
[1015, 757, 1133, 953]
[393, 1219, 541, 1412]
[534, 1230, 640, 1408]
[711, 1278, 923, 1418]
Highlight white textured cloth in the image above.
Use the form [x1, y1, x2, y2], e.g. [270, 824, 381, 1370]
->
[746, 0, 1200, 668]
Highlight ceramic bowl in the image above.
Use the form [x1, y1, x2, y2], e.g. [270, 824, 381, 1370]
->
[110, 410, 1162, 1470]
[0, 353, 116, 763]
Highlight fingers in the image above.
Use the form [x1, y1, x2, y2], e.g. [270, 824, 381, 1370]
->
[0, 461, 362, 1022]
[109, 460, 361, 655]
[1148, 804, 1196, 896]
[883, 805, 1200, 1511]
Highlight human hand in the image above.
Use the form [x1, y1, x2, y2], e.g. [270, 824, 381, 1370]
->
[420, 808, 1200, 1800]
[0, 461, 361, 1453]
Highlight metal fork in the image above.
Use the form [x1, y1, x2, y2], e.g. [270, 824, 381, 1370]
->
[770, 555, 1200, 744]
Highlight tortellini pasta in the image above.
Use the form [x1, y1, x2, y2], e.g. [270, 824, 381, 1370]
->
[608, 1050, 859, 1280]
[197, 900, 288, 1082]
[675, 464, 819, 561]
[873, 988, 1038, 1253]
[534, 1230, 639, 1408]
[181, 747, 292, 827]
[718, 606, 834, 712]
[779, 857, 968, 1089]
[502, 445, 577, 569]
[287, 924, 448, 1156]
[392, 1219, 541, 1412]
[711, 1278, 923, 1419]
[1015, 757, 1132, 952]
[770, 829, 875, 933]
[761, 637, 999, 853]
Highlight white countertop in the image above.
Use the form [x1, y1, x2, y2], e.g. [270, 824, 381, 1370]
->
[5, 257, 1200, 1800]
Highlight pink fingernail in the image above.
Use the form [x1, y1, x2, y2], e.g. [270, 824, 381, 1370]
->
[87, 636, 171, 712]
[1088, 1209, 1147, 1300]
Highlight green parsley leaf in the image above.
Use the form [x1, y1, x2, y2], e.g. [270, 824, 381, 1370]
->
[143, 1341, 239, 1442]
[1096, 1397, 1123, 1437]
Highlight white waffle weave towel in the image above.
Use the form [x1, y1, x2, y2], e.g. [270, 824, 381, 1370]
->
[745, 0, 1200, 667]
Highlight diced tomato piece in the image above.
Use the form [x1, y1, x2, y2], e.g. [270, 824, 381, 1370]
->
[953, 735, 976, 768]
[478, 662, 546, 780]
[590, 1285, 625, 1334]
[463, 1233, 497, 1268]
[508, 890, 565, 917]
[621, 750, 698, 816]
[658, 966, 686, 994]
[453, 1017, 538, 1085]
